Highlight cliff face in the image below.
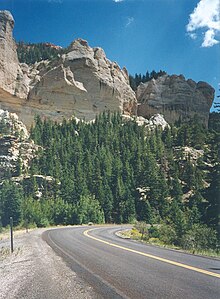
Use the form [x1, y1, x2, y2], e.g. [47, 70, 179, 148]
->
[0, 10, 136, 125]
[137, 75, 215, 125]
[28, 39, 137, 121]
[0, 10, 215, 127]
[0, 11, 28, 98]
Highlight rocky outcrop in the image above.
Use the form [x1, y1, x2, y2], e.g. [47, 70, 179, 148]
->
[137, 75, 215, 125]
[12, 174, 58, 199]
[28, 39, 136, 121]
[0, 11, 28, 98]
[122, 113, 169, 130]
[0, 109, 39, 178]
[174, 146, 204, 166]
[0, 109, 29, 138]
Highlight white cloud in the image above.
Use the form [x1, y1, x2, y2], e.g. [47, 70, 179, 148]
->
[202, 29, 219, 47]
[125, 17, 134, 27]
[113, 0, 124, 2]
[186, 0, 220, 47]
[189, 33, 197, 40]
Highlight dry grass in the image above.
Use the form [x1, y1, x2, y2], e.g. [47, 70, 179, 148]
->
[0, 246, 10, 260]
[0, 227, 37, 241]
[0, 246, 23, 261]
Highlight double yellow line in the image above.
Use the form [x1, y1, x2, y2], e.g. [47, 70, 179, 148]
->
[84, 228, 220, 279]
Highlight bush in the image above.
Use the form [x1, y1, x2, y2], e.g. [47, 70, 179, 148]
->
[181, 224, 218, 250]
[134, 221, 149, 240]
[130, 227, 142, 240]
[149, 225, 160, 238]
[37, 217, 50, 228]
[158, 224, 177, 245]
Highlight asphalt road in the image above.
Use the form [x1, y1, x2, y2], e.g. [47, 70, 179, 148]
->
[43, 226, 220, 299]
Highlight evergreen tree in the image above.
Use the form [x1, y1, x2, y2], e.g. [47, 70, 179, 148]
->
[77, 195, 105, 224]
[22, 110, 219, 247]
[205, 163, 220, 233]
[0, 181, 23, 226]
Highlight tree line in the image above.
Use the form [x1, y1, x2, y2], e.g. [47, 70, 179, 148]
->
[129, 70, 166, 90]
[17, 42, 64, 65]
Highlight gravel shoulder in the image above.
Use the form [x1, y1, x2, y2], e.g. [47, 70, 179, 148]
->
[0, 227, 98, 299]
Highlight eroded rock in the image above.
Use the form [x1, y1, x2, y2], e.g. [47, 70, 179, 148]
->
[137, 75, 215, 126]
[122, 113, 169, 130]
[0, 10, 28, 98]
[0, 109, 39, 178]
[28, 39, 137, 121]
[0, 10, 215, 127]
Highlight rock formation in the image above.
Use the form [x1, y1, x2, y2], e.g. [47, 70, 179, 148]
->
[0, 109, 39, 178]
[28, 39, 137, 121]
[0, 11, 28, 98]
[0, 10, 215, 128]
[137, 75, 215, 126]
[0, 9, 137, 124]
[122, 113, 169, 130]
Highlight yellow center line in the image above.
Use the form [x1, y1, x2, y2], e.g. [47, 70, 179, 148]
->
[83, 228, 220, 279]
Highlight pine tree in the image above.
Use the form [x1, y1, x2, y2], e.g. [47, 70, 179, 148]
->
[205, 163, 220, 233]
[77, 195, 105, 224]
[0, 181, 23, 226]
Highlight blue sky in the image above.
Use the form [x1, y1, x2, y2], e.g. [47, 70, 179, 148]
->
[0, 0, 219, 109]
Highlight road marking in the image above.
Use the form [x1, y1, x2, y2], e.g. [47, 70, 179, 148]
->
[83, 228, 220, 279]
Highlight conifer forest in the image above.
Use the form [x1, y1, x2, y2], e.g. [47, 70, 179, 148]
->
[0, 112, 219, 252]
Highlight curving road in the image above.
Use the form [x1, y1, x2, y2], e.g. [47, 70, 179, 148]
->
[43, 226, 220, 299]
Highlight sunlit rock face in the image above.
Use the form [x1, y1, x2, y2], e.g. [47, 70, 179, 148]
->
[137, 75, 215, 126]
[0, 10, 28, 98]
[0, 10, 215, 127]
[0, 9, 137, 124]
[28, 39, 137, 121]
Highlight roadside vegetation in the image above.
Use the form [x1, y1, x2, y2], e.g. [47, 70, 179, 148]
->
[0, 112, 219, 255]
[121, 221, 219, 258]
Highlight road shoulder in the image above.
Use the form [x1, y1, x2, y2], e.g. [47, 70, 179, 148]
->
[0, 228, 98, 299]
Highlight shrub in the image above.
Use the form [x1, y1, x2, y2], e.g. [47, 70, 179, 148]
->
[134, 221, 149, 240]
[158, 224, 177, 245]
[181, 224, 218, 250]
[148, 225, 160, 238]
[130, 227, 142, 239]
[37, 217, 50, 228]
